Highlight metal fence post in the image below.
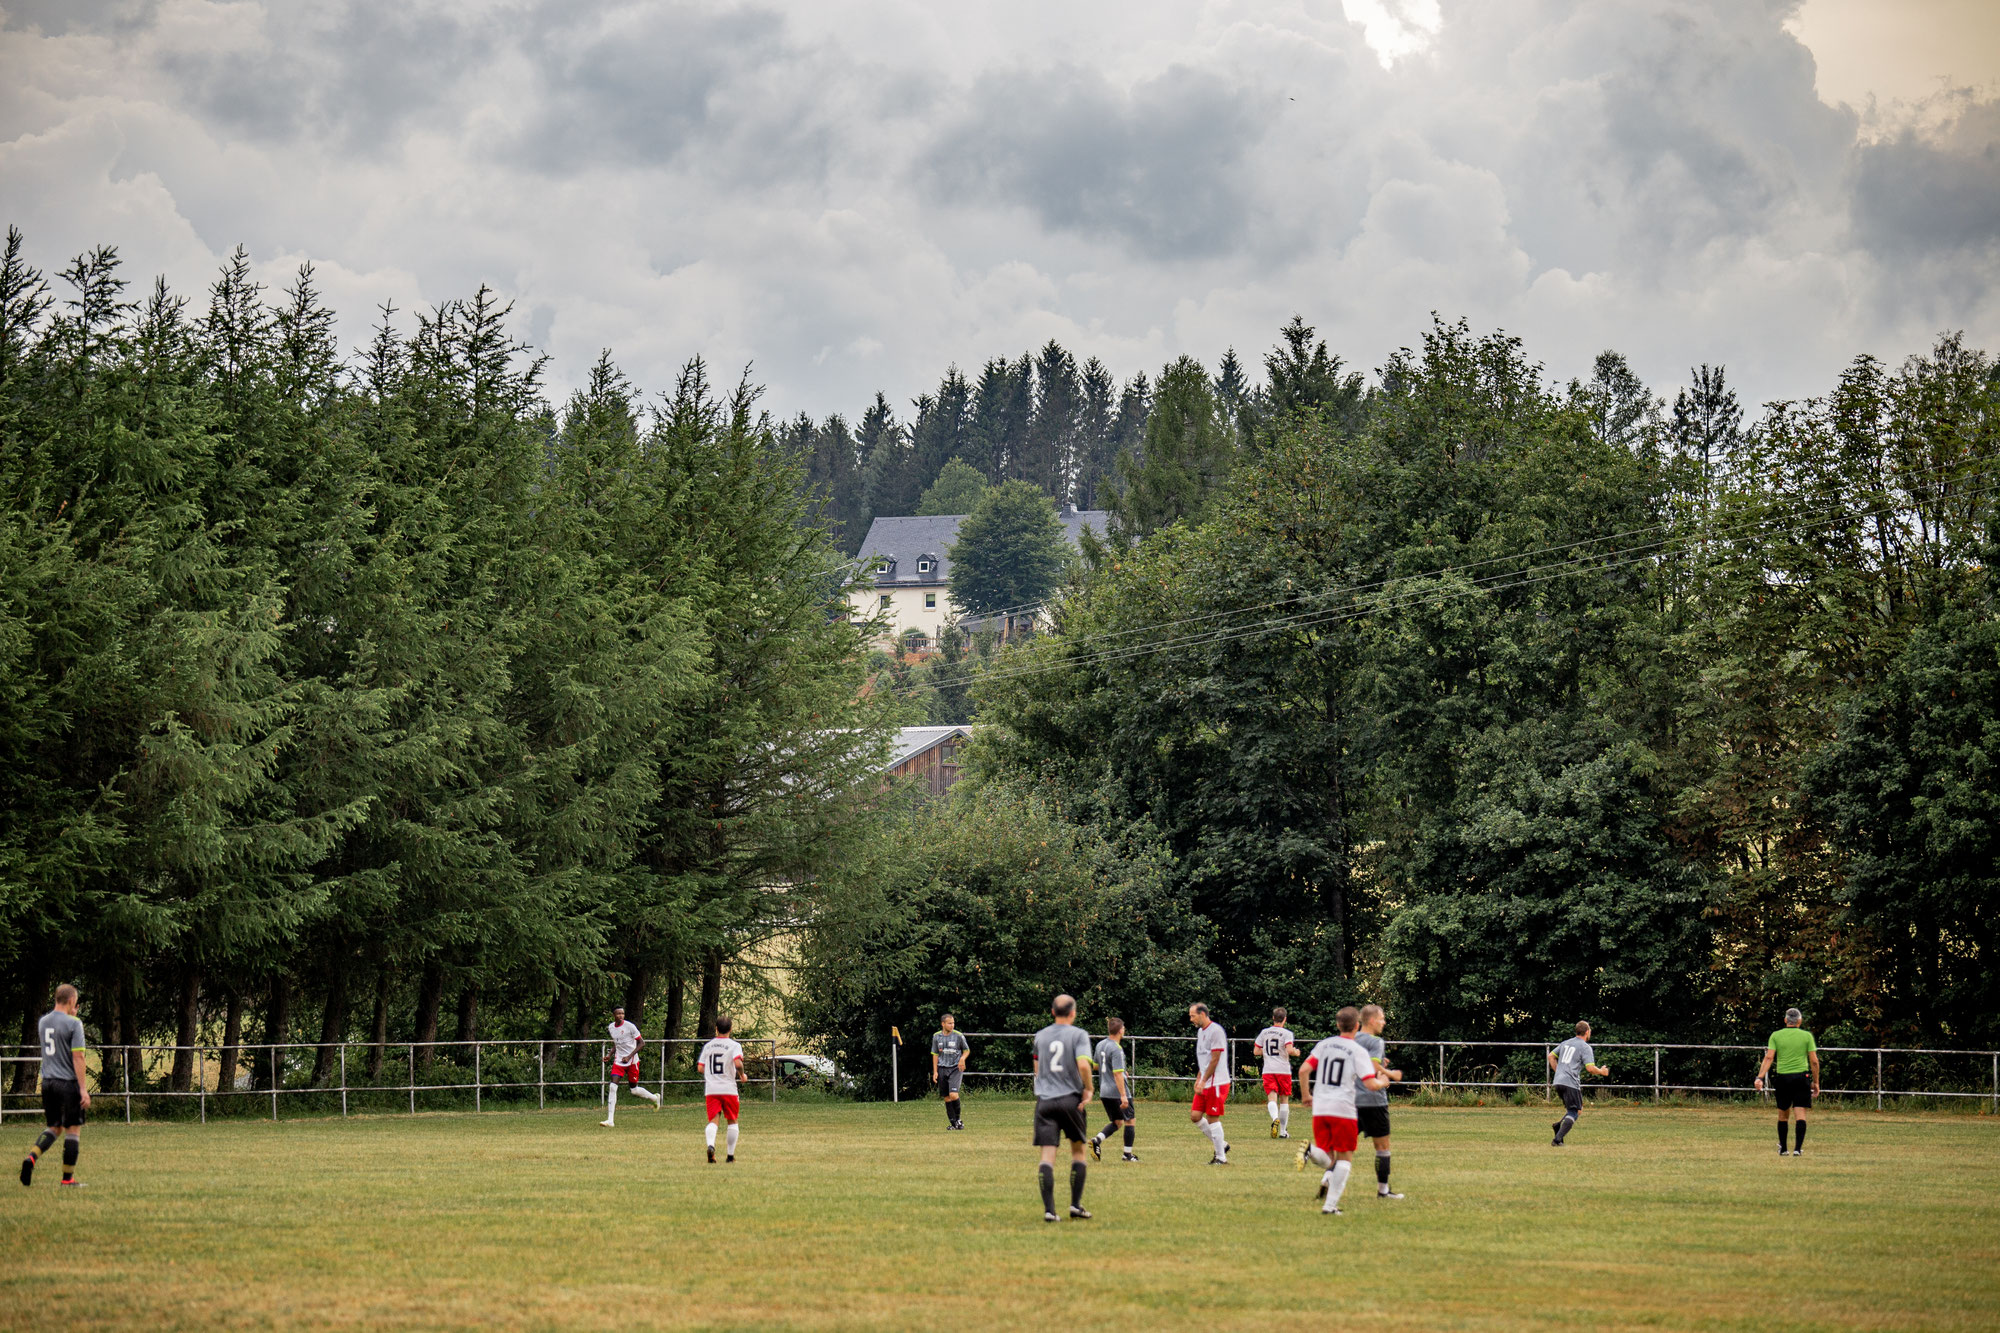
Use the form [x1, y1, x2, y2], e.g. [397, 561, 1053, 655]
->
[1653, 1047, 1661, 1104]
[270, 1045, 279, 1122]
[474, 1042, 481, 1113]
[124, 1045, 132, 1123]
[199, 1046, 207, 1124]
[1876, 1049, 1883, 1111]
[769, 1039, 777, 1104]
[892, 1038, 899, 1103]
[1437, 1042, 1445, 1090]
[1544, 1046, 1551, 1102]
[538, 1042, 545, 1111]
[1992, 1053, 1997, 1116]
[409, 1043, 416, 1116]
[340, 1044, 348, 1117]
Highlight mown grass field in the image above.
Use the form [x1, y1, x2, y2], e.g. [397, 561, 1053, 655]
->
[3, 1095, 1996, 1331]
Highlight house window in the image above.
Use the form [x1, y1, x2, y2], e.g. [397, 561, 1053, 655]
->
[925, 593, 937, 609]
[879, 594, 891, 609]
[918, 560, 933, 573]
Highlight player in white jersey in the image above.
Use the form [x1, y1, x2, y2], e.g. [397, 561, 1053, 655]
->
[698, 1014, 747, 1163]
[1294, 1006, 1388, 1215]
[599, 1006, 660, 1126]
[1188, 1002, 1231, 1164]
[1252, 1007, 1301, 1139]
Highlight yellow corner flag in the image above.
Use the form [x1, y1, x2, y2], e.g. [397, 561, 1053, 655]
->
[891, 1026, 903, 1045]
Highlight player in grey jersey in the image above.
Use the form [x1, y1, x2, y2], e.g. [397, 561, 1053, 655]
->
[1548, 1020, 1611, 1146]
[21, 983, 90, 1188]
[1029, 994, 1096, 1222]
[1354, 1004, 1404, 1198]
[930, 1014, 970, 1131]
[1088, 1016, 1138, 1162]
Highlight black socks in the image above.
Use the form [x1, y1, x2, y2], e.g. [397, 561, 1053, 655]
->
[1102, 1112, 1121, 1139]
[1070, 1161, 1086, 1208]
[1555, 1115, 1575, 1144]
[30, 1129, 55, 1158]
[1792, 1121, 1806, 1151]
[1376, 1151, 1391, 1184]
[1123, 1125, 1135, 1149]
[61, 1136, 77, 1182]
[1778, 1121, 1789, 1151]
[1038, 1163, 1055, 1213]
[945, 1099, 960, 1128]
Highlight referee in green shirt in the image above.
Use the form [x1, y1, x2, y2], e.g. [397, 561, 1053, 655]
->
[1753, 1007, 1820, 1155]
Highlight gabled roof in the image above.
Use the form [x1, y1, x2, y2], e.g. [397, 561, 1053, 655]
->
[887, 725, 972, 768]
[853, 508, 1111, 588]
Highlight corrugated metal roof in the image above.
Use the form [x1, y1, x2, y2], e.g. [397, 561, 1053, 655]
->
[887, 725, 972, 768]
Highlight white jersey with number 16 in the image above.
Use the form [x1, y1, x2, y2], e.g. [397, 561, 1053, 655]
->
[700, 1038, 744, 1095]
[1305, 1034, 1375, 1118]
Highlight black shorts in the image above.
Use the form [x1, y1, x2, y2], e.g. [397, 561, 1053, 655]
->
[41, 1078, 85, 1129]
[1772, 1071, 1813, 1111]
[1555, 1083, 1583, 1116]
[1101, 1095, 1134, 1122]
[1033, 1094, 1088, 1146]
[1356, 1103, 1391, 1140]
[938, 1069, 962, 1095]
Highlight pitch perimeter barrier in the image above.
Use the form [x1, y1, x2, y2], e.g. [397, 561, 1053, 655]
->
[893, 1032, 2000, 1111]
[0, 1037, 788, 1124]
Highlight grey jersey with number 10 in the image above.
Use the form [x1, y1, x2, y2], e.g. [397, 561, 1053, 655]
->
[1552, 1037, 1593, 1089]
[1094, 1037, 1127, 1098]
[1032, 1022, 1093, 1098]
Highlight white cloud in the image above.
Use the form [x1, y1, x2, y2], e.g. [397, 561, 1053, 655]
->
[0, 0, 1994, 421]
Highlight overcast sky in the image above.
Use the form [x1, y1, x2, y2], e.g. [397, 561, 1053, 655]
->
[2, 0, 1996, 419]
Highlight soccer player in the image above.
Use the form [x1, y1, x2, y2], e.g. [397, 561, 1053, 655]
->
[1354, 1003, 1405, 1199]
[1548, 1020, 1611, 1146]
[931, 1013, 970, 1131]
[699, 1014, 746, 1163]
[20, 983, 89, 1188]
[1188, 1002, 1231, 1164]
[1029, 993, 1095, 1222]
[1753, 1007, 1821, 1156]
[1089, 1016, 1137, 1163]
[1251, 1007, 1300, 1139]
[1294, 1005, 1389, 1215]
[599, 1005, 660, 1127]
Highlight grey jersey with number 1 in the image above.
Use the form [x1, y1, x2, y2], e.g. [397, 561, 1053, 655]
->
[1032, 1022, 1093, 1099]
[1552, 1037, 1593, 1089]
[1352, 1031, 1389, 1107]
[39, 1009, 86, 1083]
[1094, 1037, 1127, 1098]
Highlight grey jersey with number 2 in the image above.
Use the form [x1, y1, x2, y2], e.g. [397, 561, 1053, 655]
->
[39, 1010, 86, 1083]
[1552, 1037, 1593, 1089]
[1032, 1022, 1093, 1099]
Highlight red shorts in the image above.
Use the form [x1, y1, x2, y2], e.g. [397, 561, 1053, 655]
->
[1262, 1073, 1293, 1097]
[1313, 1115, 1359, 1155]
[1191, 1083, 1231, 1118]
[611, 1060, 642, 1086]
[705, 1094, 740, 1122]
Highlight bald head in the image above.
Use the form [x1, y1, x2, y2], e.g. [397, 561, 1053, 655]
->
[1051, 994, 1075, 1020]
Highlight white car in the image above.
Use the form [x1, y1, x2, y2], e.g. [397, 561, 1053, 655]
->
[773, 1053, 850, 1090]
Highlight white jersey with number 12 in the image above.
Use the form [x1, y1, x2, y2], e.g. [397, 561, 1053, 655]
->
[1253, 1026, 1296, 1074]
[1306, 1034, 1375, 1118]
[700, 1038, 744, 1095]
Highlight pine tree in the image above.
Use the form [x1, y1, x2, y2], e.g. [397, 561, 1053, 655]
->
[1112, 356, 1234, 539]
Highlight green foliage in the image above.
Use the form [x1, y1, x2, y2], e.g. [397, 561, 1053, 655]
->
[787, 788, 1217, 1096]
[947, 479, 1068, 617]
[1112, 354, 1236, 539]
[915, 457, 988, 516]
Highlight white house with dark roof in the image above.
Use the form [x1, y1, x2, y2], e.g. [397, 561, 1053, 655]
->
[848, 506, 1110, 648]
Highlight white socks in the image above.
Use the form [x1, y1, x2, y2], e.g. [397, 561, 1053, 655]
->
[705, 1121, 718, 1148]
[1208, 1121, 1227, 1160]
[1279, 1103, 1290, 1131]
[1307, 1145, 1332, 1168]
[1323, 1160, 1352, 1213]
[1268, 1095, 1280, 1121]
[632, 1085, 660, 1106]
[726, 1124, 739, 1155]
[606, 1084, 617, 1123]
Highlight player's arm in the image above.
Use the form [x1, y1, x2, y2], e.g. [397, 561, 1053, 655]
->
[1115, 1066, 1129, 1103]
[1586, 1061, 1611, 1077]
[1078, 1054, 1094, 1107]
[71, 1037, 90, 1109]
[1807, 1047, 1821, 1092]
[958, 1041, 969, 1073]
[931, 1046, 939, 1082]
[1754, 1046, 1775, 1089]
[1301, 1055, 1318, 1086]
[1546, 1047, 1559, 1073]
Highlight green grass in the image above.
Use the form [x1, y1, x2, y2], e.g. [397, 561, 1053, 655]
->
[4, 1098, 1996, 1331]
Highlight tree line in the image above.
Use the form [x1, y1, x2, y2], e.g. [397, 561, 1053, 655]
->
[799, 316, 2000, 1086]
[0, 229, 894, 1093]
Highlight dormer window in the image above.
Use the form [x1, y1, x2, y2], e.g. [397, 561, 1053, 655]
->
[917, 559, 932, 573]
[874, 555, 896, 577]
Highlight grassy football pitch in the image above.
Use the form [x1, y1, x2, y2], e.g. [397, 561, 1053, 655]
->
[3, 1097, 1996, 1331]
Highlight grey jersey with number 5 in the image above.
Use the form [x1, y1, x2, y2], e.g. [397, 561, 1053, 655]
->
[39, 1010, 85, 1083]
[1032, 1022, 1092, 1099]
[1552, 1037, 1593, 1089]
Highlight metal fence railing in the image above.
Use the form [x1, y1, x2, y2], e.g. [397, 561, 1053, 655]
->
[894, 1032, 2000, 1111]
[0, 1038, 796, 1124]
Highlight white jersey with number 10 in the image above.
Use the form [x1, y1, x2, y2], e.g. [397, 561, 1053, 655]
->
[1306, 1034, 1375, 1118]
[700, 1038, 744, 1096]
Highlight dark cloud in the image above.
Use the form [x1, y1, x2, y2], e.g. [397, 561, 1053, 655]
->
[158, 2, 491, 154]
[0, 0, 156, 36]
[1851, 101, 2000, 259]
[919, 64, 1271, 261]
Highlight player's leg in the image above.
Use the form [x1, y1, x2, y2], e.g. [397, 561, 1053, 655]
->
[1265, 1075, 1281, 1136]
[21, 1100, 59, 1187]
[1553, 1086, 1580, 1144]
[1791, 1100, 1808, 1154]
[724, 1100, 740, 1160]
[602, 1073, 619, 1127]
[1121, 1104, 1138, 1161]
[60, 1129, 80, 1185]
[629, 1064, 660, 1107]
[705, 1097, 721, 1162]
[1034, 1099, 1061, 1220]
[1277, 1079, 1292, 1137]
[1068, 1136, 1091, 1218]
